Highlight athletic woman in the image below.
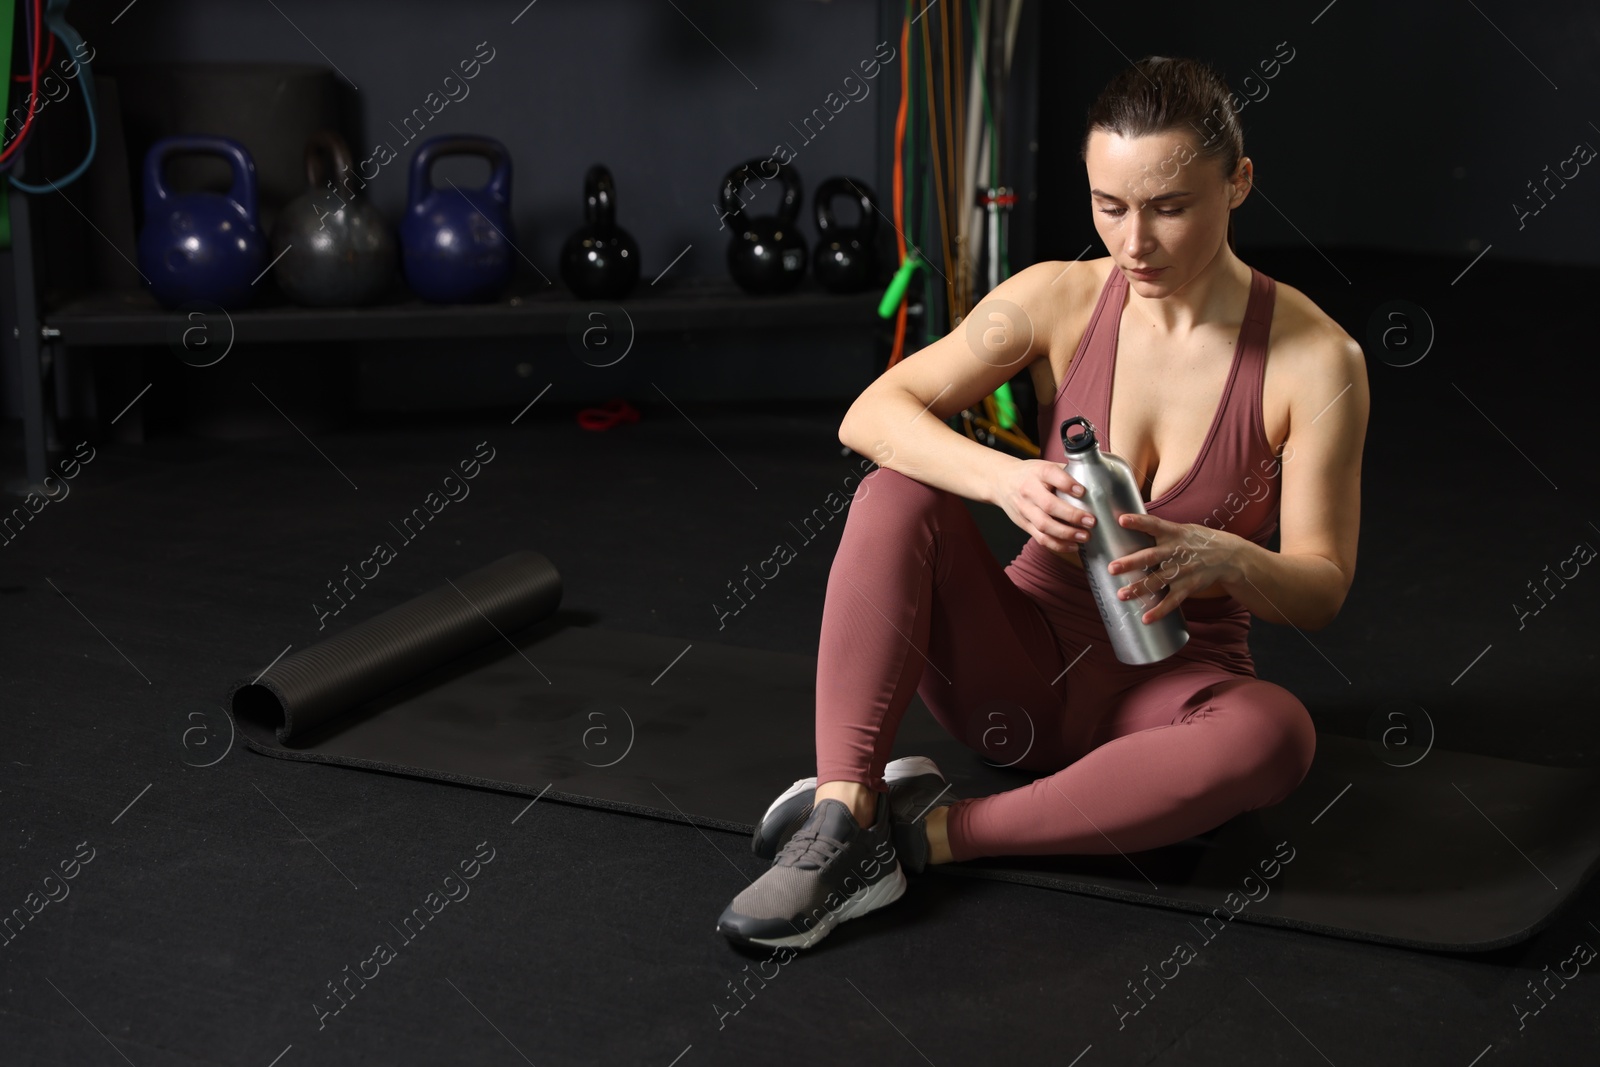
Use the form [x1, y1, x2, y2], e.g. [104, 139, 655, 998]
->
[718, 56, 1369, 951]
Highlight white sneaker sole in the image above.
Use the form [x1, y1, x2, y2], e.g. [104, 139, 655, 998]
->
[885, 756, 943, 783]
[746, 863, 908, 950]
[761, 776, 817, 824]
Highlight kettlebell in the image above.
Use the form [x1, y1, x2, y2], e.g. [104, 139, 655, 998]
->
[270, 130, 397, 306]
[560, 164, 640, 300]
[812, 177, 880, 294]
[137, 135, 267, 310]
[400, 135, 514, 303]
[721, 158, 806, 295]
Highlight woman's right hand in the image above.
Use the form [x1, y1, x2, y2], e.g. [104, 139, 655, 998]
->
[993, 459, 1096, 559]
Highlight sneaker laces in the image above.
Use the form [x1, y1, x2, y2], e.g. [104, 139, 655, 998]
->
[774, 826, 844, 871]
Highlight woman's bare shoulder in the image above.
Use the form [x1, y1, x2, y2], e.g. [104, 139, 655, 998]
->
[1004, 256, 1116, 305]
[992, 256, 1116, 348]
[1267, 275, 1364, 371]
[988, 258, 1115, 394]
[1264, 276, 1369, 444]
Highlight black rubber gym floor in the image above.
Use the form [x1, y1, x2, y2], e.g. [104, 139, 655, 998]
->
[3, 249, 1597, 1065]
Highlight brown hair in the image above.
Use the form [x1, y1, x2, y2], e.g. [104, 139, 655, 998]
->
[1079, 56, 1245, 252]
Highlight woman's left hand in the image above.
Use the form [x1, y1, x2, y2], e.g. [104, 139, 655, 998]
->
[1105, 514, 1243, 624]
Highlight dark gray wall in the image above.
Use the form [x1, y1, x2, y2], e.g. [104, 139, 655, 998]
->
[82, 0, 895, 287]
[1035, 0, 1600, 266]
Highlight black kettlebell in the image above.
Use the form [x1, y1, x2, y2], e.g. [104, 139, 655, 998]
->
[271, 130, 397, 306]
[560, 164, 640, 300]
[721, 158, 806, 295]
[812, 176, 879, 294]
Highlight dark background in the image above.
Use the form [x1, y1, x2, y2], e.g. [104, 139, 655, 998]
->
[1035, 1, 1600, 265]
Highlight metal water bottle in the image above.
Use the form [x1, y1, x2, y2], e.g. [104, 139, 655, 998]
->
[1056, 416, 1189, 664]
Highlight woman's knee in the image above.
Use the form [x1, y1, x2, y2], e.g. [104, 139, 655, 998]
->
[834, 468, 966, 556]
[849, 466, 953, 517]
[1241, 684, 1317, 808]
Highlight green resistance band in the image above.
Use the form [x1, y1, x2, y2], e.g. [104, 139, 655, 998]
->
[876, 250, 921, 320]
[991, 381, 1017, 430]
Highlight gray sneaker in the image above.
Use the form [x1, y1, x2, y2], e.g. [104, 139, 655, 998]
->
[883, 757, 958, 874]
[749, 774, 818, 861]
[751, 757, 958, 874]
[718, 795, 904, 950]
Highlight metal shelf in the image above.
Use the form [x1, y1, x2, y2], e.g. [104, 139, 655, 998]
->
[41, 276, 885, 346]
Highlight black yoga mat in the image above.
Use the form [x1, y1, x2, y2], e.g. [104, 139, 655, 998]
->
[229, 551, 1600, 952]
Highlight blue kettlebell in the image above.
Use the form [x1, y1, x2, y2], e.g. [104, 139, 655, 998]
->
[137, 135, 267, 310]
[400, 135, 514, 303]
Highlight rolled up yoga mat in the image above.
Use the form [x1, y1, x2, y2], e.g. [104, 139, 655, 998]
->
[231, 550, 563, 744]
[227, 551, 1600, 952]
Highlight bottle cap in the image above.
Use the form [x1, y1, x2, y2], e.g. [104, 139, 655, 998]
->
[1060, 416, 1100, 455]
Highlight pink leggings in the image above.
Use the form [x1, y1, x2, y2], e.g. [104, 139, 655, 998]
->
[815, 467, 1316, 862]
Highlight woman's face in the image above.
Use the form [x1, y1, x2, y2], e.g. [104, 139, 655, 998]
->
[1084, 128, 1246, 291]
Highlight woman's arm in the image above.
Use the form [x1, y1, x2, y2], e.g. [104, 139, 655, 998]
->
[838, 261, 1062, 503]
[1220, 332, 1370, 631]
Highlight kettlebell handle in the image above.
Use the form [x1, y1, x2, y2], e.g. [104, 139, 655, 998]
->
[143, 135, 258, 220]
[719, 157, 802, 223]
[814, 177, 878, 239]
[304, 130, 357, 196]
[408, 135, 512, 207]
[583, 164, 617, 232]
